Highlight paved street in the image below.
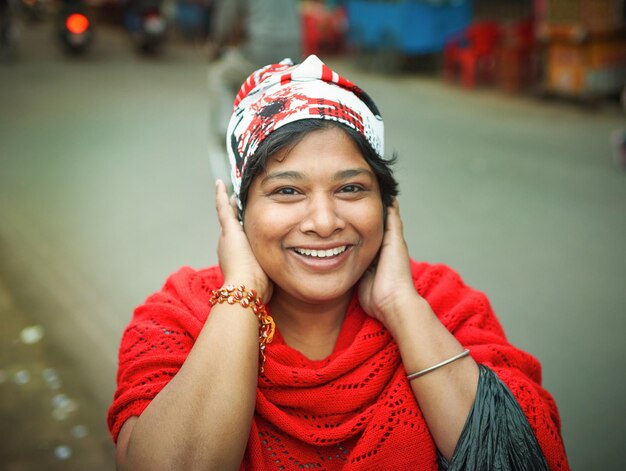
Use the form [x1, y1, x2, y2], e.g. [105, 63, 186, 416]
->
[1, 17, 625, 470]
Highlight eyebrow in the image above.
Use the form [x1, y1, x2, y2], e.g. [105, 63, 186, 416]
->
[260, 171, 305, 184]
[332, 168, 375, 181]
[261, 168, 374, 185]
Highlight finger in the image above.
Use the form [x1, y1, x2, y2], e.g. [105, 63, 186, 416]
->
[215, 180, 240, 233]
[384, 199, 404, 238]
[229, 194, 241, 220]
[392, 197, 400, 211]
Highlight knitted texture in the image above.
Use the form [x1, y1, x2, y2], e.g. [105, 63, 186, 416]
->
[108, 261, 569, 470]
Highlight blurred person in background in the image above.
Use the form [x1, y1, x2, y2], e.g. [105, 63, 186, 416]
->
[109, 55, 570, 470]
[206, 0, 302, 144]
[0, 0, 18, 61]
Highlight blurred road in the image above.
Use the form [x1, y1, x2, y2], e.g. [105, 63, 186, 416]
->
[1, 17, 625, 470]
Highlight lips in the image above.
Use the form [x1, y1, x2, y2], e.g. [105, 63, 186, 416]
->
[293, 245, 348, 258]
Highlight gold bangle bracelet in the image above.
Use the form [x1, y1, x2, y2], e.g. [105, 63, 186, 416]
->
[209, 285, 275, 374]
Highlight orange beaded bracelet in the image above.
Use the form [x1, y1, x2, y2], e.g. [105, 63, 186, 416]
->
[209, 284, 275, 373]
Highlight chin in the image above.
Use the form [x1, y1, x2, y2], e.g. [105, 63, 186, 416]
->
[275, 275, 358, 305]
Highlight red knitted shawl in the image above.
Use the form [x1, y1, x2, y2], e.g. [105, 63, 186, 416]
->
[108, 261, 569, 470]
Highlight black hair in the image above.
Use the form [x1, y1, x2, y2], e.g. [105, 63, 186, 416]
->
[238, 119, 399, 220]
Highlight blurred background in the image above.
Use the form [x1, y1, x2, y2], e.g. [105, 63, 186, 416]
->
[1, 0, 625, 469]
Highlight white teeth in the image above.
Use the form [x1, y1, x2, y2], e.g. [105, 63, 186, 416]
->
[294, 246, 347, 258]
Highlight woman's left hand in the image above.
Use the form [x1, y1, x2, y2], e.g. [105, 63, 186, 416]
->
[358, 199, 420, 327]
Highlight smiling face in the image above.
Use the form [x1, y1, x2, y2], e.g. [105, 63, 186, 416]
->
[243, 126, 384, 306]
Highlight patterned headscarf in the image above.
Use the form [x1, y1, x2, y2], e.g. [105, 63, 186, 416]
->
[226, 55, 385, 205]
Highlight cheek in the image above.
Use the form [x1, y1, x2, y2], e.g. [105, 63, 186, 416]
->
[369, 225, 384, 256]
[355, 203, 385, 249]
[243, 206, 296, 253]
[243, 216, 271, 253]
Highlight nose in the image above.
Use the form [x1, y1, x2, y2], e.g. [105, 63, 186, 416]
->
[299, 193, 345, 237]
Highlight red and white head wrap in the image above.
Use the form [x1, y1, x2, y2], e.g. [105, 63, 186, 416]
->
[226, 54, 385, 204]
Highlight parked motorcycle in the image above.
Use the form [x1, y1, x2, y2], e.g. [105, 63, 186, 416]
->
[20, 0, 45, 23]
[124, 0, 167, 55]
[57, 0, 93, 54]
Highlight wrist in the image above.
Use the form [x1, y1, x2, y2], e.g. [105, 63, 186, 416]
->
[209, 284, 275, 373]
[222, 277, 270, 302]
[378, 290, 429, 337]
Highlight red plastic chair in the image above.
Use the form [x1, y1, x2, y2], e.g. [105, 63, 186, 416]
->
[443, 21, 503, 88]
[301, 4, 346, 56]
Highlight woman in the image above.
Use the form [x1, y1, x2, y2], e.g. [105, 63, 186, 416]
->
[108, 55, 569, 470]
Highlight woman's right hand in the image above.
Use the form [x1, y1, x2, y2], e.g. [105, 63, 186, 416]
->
[215, 180, 273, 302]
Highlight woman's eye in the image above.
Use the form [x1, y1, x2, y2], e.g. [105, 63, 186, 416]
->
[340, 185, 364, 193]
[274, 187, 299, 196]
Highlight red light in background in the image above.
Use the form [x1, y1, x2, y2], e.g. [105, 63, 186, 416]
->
[66, 14, 89, 35]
